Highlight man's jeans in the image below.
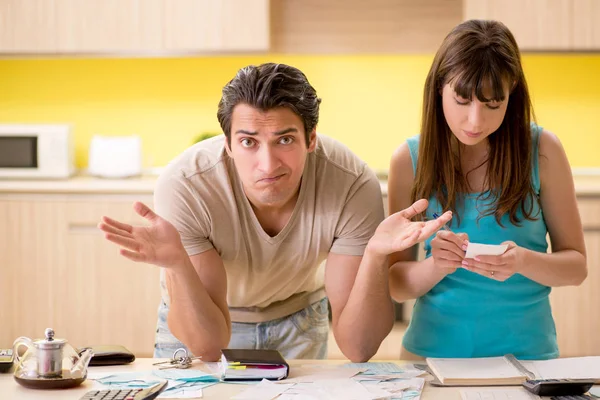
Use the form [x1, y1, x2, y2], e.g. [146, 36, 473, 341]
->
[154, 298, 329, 359]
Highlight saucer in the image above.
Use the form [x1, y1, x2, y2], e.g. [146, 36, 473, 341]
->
[14, 370, 87, 389]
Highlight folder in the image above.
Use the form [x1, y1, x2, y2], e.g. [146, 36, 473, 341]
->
[219, 349, 290, 381]
[426, 355, 600, 386]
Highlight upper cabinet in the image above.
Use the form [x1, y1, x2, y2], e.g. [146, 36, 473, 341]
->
[55, 0, 163, 53]
[2, 0, 599, 55]
[0, 0, 57, 52]
[0, 0, 270, 54]
[271, 0, 462, 54]
[572, 0, 600, 50]
[164, 0, 269, 52]
[463, 0, 600, 51]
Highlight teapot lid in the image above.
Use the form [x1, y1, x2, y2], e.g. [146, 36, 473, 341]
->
[35, 328, 67, 350]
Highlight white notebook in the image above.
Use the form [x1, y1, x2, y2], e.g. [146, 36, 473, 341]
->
[426, 355, 600, 386]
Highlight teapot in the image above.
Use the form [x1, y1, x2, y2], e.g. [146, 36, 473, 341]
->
[12, 328, 94, 389]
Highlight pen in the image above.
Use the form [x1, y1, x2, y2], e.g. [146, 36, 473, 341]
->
[432, 212, 451, 231]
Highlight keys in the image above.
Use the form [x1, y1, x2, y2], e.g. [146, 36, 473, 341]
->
[152, 348, 202, 370]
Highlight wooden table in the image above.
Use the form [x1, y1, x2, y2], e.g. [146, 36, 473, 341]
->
[0, 358, 465, 399]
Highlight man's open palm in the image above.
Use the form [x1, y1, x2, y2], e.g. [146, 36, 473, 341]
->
[369, 199, 452, 256]
[98, 202, 186, 267]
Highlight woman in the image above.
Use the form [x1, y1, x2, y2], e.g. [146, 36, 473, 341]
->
[388, 19, 586, 360]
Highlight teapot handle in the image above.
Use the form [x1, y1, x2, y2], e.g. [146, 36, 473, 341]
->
[12, 336, 34, 363]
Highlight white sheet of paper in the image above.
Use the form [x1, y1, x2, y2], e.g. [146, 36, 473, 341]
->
[361, 377, 425, 399]
[465, 242, 508, 259]
[342, 362, 407, 374]
[460, 388, 540, 400]
[158, 388, 203, 398]
[313, 379, 390, 400]
[231, 379, 295, 400]
[286, 366, 365, 383]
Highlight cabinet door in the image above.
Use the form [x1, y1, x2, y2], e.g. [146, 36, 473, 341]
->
[573, 0, 600, 49]
[550, 197, 600, 357]
[463, 0, 573, 50]
[0, 0, 57, 53]
[0, 197, 68, 346]
[164, 0, 270, 52]
[55, 196, 160, 357]
[55, 0, 163, 53]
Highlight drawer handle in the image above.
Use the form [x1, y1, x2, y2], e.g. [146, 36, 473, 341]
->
[67, 223, 102, 234]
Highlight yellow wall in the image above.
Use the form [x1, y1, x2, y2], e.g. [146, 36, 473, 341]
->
[0, 54, 598, 170]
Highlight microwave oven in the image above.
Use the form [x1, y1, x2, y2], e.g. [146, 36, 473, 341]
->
[0, 124, 75, 179]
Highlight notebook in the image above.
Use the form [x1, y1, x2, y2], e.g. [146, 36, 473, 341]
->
[219, 349, 289, 381]
[426, 355, 600, 386]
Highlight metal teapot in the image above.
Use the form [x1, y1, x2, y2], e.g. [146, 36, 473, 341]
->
[12, 328, 93, 388]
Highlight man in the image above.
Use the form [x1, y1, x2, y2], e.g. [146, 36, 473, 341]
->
[99, 63, 451, 362]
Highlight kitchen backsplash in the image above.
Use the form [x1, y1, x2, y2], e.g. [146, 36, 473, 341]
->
[0, 54, 598, 170]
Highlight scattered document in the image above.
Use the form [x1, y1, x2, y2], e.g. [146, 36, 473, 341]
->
[362, 377, 425, 400]
[345, 362, 425, 382]
[286, 366, 365, 383]
[343, 362, 410, 375]
[91, 371, 162, 388]
[465, 242, 508, 259]
[153, 368, 220, 383]
[88, 369, 216, 398]
[313, 378, 391, 400]
[158, 388, 204, 398]
[460, 388, 540, 400]
[231, 379, 295, 400]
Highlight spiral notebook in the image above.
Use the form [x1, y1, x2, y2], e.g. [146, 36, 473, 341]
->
[426, 355, 600, 386]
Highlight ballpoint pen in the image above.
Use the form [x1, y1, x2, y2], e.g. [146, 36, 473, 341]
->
[432, 212, 451, 231]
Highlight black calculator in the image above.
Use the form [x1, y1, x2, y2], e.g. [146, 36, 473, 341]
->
[79, 380, 168, 400]
[522, 378, 595, 397]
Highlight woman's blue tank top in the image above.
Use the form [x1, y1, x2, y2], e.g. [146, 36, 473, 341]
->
[402, 124, 558, 360]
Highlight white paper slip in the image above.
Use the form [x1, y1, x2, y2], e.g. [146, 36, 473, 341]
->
[460, 388, 540, 400]
[231, 379, 295, 400]
[286, 366, 365, 383]
[158, 388, 203, 398]
[313, 378, 391, 400]
[465, 242, 508, 259]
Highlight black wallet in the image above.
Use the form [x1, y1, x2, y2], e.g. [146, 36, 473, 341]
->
[79, 345, 136, 366]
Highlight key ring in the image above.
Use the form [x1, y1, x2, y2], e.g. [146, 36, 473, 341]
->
[152, 348, 202, 370]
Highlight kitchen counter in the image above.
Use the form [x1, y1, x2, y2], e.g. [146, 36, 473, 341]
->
[380, 175, 600, 197]
[0, 174, 157, 194]
[0, 173, 599, 196]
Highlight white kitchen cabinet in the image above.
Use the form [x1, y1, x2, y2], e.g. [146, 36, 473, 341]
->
[164, 0, 270, 52]
[463, 0, 600, 51]
[463, 0, 572, 50]
[0, 0, 270, 54]
[55, 0, 163, 53]
[0, 197, 68, 347]
[0, 193, 161, 357]
[550, 196, 600, 357]
[572, 0, 600, 49]
[0, 0, 57, 53]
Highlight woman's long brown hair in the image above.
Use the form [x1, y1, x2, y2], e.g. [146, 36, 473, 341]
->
[412, 19, 538, 226]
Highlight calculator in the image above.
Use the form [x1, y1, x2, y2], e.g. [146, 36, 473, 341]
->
[79, 380, 168, 400]
[522, 378, 595, 397]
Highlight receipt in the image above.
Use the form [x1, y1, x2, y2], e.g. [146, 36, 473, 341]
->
[465, 242, 508, 259]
